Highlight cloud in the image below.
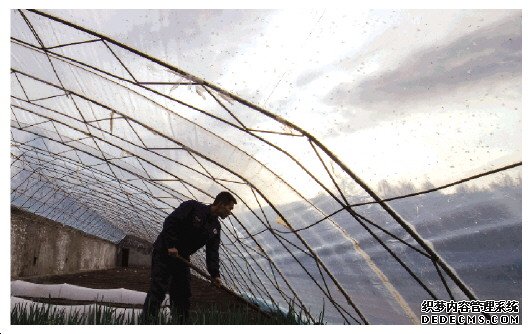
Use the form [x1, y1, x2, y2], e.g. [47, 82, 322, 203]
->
[325, 13, 521, 116]
[295, 68, 327, 87]
[151, 10, 275, 80]
[49, 9, 276, 84]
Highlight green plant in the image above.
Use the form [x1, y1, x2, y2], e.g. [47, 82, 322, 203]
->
[11, 298, 326, 325]
[11, 303, 324, 325]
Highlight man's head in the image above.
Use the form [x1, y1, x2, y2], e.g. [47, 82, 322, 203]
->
[211, 191, 237, 219]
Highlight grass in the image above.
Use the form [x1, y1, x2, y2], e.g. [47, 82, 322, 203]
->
[11, 299, 326, 325]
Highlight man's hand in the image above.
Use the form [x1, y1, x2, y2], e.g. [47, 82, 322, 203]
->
[211, 276, 222, 287]
[168, 247, 179, 258]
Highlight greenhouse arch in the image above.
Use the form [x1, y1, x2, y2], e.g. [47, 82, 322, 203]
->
[11, 9, 522, 325]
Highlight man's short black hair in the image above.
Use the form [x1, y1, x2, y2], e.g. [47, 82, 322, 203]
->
[213, 191, 237, 205]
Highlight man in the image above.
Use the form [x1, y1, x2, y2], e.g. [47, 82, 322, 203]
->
[141, 191, 237, 324]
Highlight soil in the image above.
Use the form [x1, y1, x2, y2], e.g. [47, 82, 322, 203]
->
[19, 266, 264, 316]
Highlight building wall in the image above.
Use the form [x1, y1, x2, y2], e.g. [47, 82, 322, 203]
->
[127, 248, 151, 267]
[117, 234, 152, 268]
[11, 207, 118, 279]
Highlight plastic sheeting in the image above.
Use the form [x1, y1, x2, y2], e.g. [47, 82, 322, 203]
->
[11, 280, 152, 305]
[10, 9, 521, 324]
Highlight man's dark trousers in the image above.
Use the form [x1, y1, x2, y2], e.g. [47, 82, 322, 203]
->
[142, 246, 191, 324]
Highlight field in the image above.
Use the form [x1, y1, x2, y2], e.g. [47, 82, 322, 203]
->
[13, 266, 318, 325]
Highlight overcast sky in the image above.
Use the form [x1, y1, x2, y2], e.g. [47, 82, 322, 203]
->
[12, 8, 523, 192]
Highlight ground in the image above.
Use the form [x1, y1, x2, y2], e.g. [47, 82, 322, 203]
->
[19, 266, 266, 317]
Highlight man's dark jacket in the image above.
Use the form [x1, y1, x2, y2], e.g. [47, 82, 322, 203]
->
[154, 200, 221, 278]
